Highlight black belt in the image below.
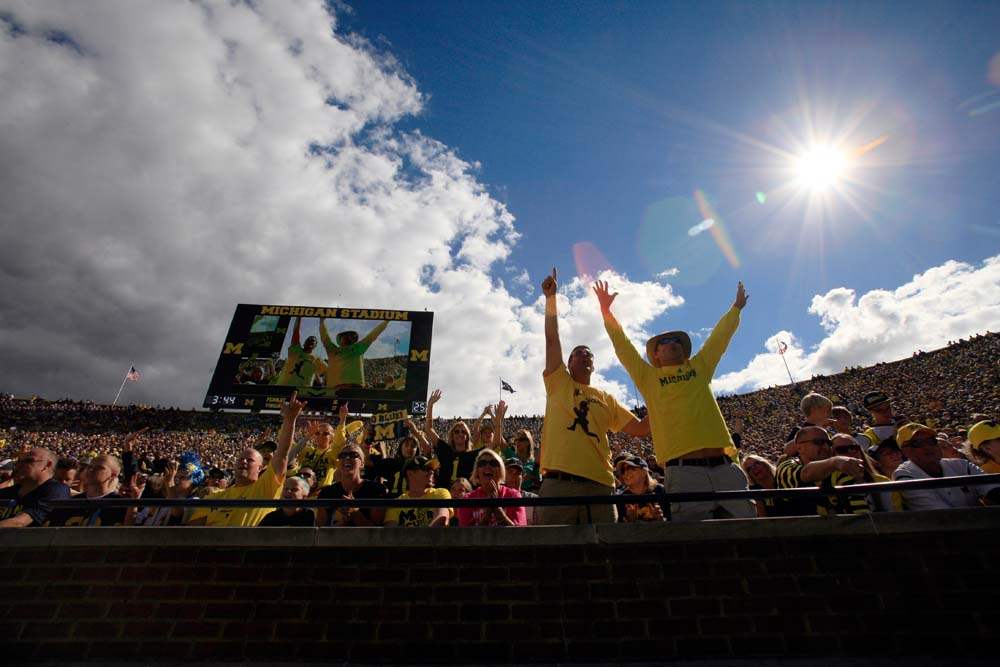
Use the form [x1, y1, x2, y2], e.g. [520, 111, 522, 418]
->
[543, 471, 595, 484]
[666, 456, 729, 468]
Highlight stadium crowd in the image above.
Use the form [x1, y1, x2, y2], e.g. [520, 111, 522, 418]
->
[1, 319, 998, 527]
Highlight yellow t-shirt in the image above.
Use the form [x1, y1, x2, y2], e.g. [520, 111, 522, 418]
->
[540, 363, 635, 487]
[604, 307, 739, 464]
[384, 487, 451, 527]
[275, 343, 327, 387]
[323, 321, 389, 387]
[188, 465, 283, 527]
[293, 426, 347, 488]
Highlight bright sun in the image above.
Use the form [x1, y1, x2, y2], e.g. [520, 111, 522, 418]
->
[795, 145, 848, 190]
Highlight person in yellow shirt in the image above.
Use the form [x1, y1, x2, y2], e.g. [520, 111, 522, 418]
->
[288, 402, 362, 488]
[187, 392, 305, 527]
[538, 268, 649, 525]
[319, 318, 390, 390]
[274, 317, 327, 387]
[383, 456, 450, 527]
[594, 279, 754, 521]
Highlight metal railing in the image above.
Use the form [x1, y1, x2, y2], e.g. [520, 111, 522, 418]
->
[5, 473, 998, 523]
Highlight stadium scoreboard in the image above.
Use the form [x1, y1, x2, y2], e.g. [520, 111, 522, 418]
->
[204, 304, 433, 414]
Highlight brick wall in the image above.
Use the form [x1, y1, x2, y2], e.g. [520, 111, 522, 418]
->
[1, 510, 998, 662]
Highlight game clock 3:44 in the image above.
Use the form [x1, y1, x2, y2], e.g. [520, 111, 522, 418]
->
[208, 395, 238, 407]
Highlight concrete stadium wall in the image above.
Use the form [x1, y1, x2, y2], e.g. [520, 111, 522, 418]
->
[1, 509, 998, 663]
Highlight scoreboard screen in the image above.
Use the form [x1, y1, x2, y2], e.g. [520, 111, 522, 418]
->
[204, 304, 433, 414]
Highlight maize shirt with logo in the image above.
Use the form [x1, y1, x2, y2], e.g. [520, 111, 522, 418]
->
[540, 362, 635, 488]
[604, 306, 740, 464]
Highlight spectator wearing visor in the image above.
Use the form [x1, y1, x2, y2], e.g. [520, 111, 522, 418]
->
[867, 436, 904, 478]
[615, 455, 668, 522]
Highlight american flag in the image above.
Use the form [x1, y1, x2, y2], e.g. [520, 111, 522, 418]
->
[777, 341, 788, 356]
[126, 366, 142, 382]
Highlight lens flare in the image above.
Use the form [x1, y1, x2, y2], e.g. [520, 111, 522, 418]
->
[572, 241, 614, 283]
[694, 190, 740, 269]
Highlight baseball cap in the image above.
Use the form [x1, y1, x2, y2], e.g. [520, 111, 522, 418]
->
[403, 455, 440, 473]
[968, 419, 1000, 451]
[616, 455, 648, 472]
[504, 457, 524, 471]
[896, 423, 937, 447]
[867, 436, 899, 459]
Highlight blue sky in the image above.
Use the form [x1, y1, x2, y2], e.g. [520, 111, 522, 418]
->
[340, 0, 1000, 394]
[1, 0, 998, 412]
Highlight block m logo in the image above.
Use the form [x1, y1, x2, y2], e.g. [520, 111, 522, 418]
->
[223, 342, 244, 355]
[409, 349, 429, 362]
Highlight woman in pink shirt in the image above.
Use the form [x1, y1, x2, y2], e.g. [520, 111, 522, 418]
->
[456, 449, 526, 527]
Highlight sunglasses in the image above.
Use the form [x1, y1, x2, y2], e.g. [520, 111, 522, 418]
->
[658, 336, 684, 346]
[337, 451, 361, 460]
[476, 459, 501, 468]
[833, 445, 860, 455]
[797, 437, 833, 448]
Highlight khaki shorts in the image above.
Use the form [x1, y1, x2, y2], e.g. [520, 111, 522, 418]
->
[664, 462, 755, 522]
[536, 476, 617, 525]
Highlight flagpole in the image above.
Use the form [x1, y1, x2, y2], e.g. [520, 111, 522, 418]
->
[778, 345, 795, 386]
[112, 364, 132, 406]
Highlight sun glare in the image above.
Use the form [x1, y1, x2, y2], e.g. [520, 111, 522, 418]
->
[795, 145, 848, 190]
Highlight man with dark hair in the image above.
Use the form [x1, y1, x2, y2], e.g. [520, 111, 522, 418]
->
[54, 457, 81, 492]
[0, 448, 69, 527]
[538, 268, 649, 525]
[274, 317, 326, 387]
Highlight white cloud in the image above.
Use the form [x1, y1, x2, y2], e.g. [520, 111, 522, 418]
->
[0, 1, 684, 416]
[656, 268, 680, 279]
[714, 255, 1000, 394]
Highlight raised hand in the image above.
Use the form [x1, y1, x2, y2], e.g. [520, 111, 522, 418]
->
[541, 267, 558, 297]
[126, 472, 147, 499]
[281, 391, 306, 422]
[124, 426, 150, 452]
[338, 401, 349, 423]
[428, 388, 443, 405]
[733, 281, 749, 310]
[494, 400, 508, 419]
[592, 280, 618, 314]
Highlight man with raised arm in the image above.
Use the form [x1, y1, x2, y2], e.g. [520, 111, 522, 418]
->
[274, 316, 326, 387]
[319, 318, 390, 390]
[594, 280, 754, 521]
[187, 392, 305, 527]
[539, 268, 649, 525]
